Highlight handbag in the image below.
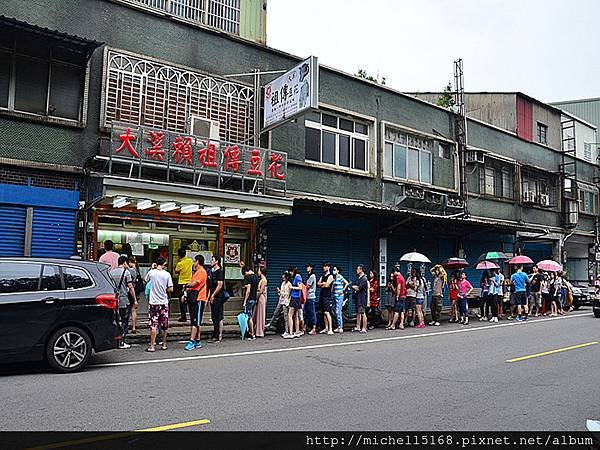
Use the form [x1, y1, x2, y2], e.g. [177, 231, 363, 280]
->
[133, 268, 146, 295]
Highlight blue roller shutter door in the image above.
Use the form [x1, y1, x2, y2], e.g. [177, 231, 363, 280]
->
[31, 208, 76, 258]
[0, 205, 27, 256]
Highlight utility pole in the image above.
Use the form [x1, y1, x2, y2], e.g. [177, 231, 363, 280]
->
[453, 59, 468, 216]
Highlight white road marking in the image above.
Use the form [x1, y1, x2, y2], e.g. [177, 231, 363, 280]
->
[93, 312, 593, 369]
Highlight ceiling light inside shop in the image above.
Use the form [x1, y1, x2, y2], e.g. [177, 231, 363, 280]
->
[220, 208, 241, 217]
[113, 197, 130, 208]
[137, 199, 155, 210]
[180, 204, 200, 214]
[159, 202, 178, 212]
[238, 210, 261, 219]
[201, 206, 222, 216]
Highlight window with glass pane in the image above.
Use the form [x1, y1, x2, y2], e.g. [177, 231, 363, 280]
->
[339, 118, 353, 132]
[322, 131, 336, 164]
[394, 144, 407, 179]
[305, 127, 321, 162]
[14, 56, 48, 114]
[41, 265, 62, 291]
[355, 122, 368, 135]
[339, 135, 350, 167]
[0, 263, 41, 294]
[322, 114, 337, 128]
[353, 138, 366, 170]
[502, 169, 513, 199]
[484, 167, 495, 195]
[384, 142, 393, 177]
[0, 51, 9, 108]
[407, 148, 419, 181]
[49, 63, 83, 119]
[420, 151, 431, 184]
[63, 267, 93, 290]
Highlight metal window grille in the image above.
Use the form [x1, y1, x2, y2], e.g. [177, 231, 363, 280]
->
[103, 50, 254, 144]
[119, 0, 240, 35]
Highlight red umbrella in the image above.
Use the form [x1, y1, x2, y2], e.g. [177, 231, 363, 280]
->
[476, 260, 499, 270]
[508, 255, 534, 265]
[442, 257, 469, 269]
[537, 260, 563, 272]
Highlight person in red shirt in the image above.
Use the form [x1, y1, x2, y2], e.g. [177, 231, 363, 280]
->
[387, 265, 407, 330]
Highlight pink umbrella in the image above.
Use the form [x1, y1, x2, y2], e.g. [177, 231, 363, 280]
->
[537, 260, 563, 272]
[476, 260, 499, 270]
[508, 255, 534, 265]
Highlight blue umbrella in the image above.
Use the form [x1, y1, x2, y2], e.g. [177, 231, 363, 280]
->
[237, 312, 249, 340]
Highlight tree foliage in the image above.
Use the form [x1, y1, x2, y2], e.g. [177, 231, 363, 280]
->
[437, 82, 455, 108]
[356, 68, 386, 86]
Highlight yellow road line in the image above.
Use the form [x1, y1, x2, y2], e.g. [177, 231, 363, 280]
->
[24, 419, 211, 450]
[506, 341, 598, 363]
[136, 419, 211, 432]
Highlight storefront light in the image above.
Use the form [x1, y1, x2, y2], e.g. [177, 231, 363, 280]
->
[180, 204, 200, 214]
[136, 199, 155, 210]
[220, 208, 241, 217]
[113, 196, 130, 208]
[238, 210, 261, 219]
[159, 202, 178, 212]
[201, 206, 221, 216]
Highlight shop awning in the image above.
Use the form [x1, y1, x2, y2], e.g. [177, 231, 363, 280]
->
[96, 175, 292, 218]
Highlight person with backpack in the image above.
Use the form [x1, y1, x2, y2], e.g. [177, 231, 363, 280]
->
[110, 255, 137, 349]
[332, 265, 349, 334]
[127, 257, 145, 335]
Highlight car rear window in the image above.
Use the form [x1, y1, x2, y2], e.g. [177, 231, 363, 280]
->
[0, 262, 42, 294]
[63, 267, 93, 290]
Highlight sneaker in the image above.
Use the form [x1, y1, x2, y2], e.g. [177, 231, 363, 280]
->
[119, 342, 131, 349]
[464, 318, 469, 325]
[367, 325, 375, 330]
[434, 322, 441, 327]
[359, 329, 367, 334]
[507, 316, 514, 321]
[283, 333, 294, 339]
[409, 321, 415, 327]
[319, 329, 328, 334]
[428, 321, 435, 326]
[194, 340, 202, 349]
[415, 323, 425, 329]
[516, 316, 523, 322]
[184, 341, 196, 351]
[248, 336, 256, 341]
[308, 330, 317, 335]
[327, 331, 334, 335]
[294, 332, 302, 338]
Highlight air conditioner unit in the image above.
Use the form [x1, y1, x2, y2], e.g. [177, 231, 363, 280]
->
[539, 194, 550, 207]
[466, 149, 485, 164]
[522, 191, 537, 203]
[189, 116, 221, 140]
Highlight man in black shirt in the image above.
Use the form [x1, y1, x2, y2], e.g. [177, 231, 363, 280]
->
[241, 262, 259, 340]
[352, 265, 369, 333]
[209, 255, 225, 343]
[528, 265, 543, 317]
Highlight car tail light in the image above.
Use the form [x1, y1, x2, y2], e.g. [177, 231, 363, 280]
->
[96, 294, 118, 310]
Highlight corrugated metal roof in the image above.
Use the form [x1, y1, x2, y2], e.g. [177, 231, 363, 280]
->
[0, 15, 103, 54]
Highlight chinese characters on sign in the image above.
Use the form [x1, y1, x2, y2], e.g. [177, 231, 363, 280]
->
[263, 56, 319, 129]
[110, 123, 287, 183]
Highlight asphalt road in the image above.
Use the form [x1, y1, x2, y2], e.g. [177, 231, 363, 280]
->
[1, 311, 599, 431]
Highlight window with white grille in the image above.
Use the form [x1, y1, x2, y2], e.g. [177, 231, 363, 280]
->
[103, 49, 254, 144]
[120, 0, 240, 35]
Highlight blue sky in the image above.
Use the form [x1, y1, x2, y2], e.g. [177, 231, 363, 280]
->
[268, 0, 600, 102]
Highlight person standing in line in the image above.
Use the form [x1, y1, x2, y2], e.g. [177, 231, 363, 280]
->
[413, 268, 427, 329]
[385, 271, 397, 329]
[208, 255, 225, 343]
[274, 272, 292, 337]
[184, 255, 208, 351]
[110, 255, 137, 349]
[405, 268, 418, 327]
[99, 240, 120, 270]
[528, 265, 543, 317]
[332, 265, 349, 334]
[241, 262, 259, 340]
[286, 267, 303, 338]
[388, 265, 407, 330]
[448, 272, 460, 323]
[457, 271, 473, 325]
[428, 265, 445, 327]
[317, 263, 334, 334]
[304, 264, 318, 335]
[479, 271, 490, 321]
[511, 265, 529, 322]
[145, 257, 173, 352]
[495, 268, 505, 319]
[127, 257, 144, 334]
[352, 265, 369, 333]
[487, 268, 498, 323]
[367, 270, 380, 330]
[540, 273, 551, 315]
[174, 248, 193, 323]
[253, 267, 268, 338]
[554, 271, 565, 315]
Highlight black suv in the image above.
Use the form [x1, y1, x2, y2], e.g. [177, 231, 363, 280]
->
[0, 258, 120, 372]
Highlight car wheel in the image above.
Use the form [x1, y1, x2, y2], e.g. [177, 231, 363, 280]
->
[46, 327, 92, 373]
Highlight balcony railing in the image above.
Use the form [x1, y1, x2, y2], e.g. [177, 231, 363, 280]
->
[118, 0, 241, 35]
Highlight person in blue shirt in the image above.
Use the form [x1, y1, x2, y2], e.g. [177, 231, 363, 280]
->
[510, 265, 530, 321]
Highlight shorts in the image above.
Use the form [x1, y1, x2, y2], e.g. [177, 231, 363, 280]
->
[405, 296, 416, 310]
[357, 305, 366, 314]
[211, 296, 224, 323]
[415, 297, 425, 306]
[289, 297, 301, 310]
[394, 299, 406, 313]
[188, 300, 206, 327]
[148, 304, 169, 330]
[321, 296, 334, 313]
[514, 292, 527, 306]
[245, 299, 257, 316]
